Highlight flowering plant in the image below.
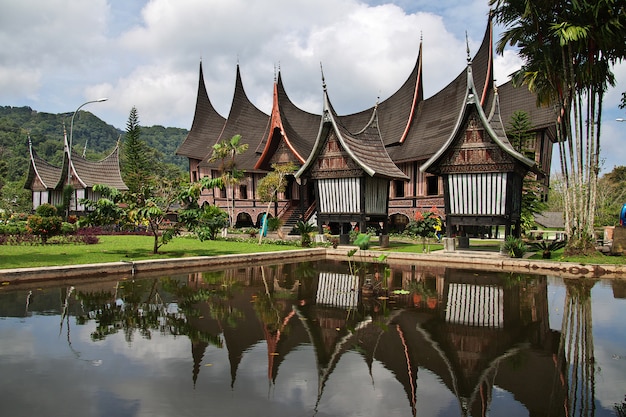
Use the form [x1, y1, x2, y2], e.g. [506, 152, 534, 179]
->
[404, 210, 442, 252]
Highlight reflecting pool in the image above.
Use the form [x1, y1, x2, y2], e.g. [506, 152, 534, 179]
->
[1, 260, 625, 417]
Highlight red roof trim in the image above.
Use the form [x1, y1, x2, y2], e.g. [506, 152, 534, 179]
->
[254, 80, 305, 169]
[399, 43, 423, 144]
[480, 18, 493, 107]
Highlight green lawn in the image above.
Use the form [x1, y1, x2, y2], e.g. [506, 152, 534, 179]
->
[0, 235, 301, 269]
[2, 235, 624, 270]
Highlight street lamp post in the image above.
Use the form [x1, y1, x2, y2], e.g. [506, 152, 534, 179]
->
[66, 98, 108, 215]
[67, 98, 108, 185]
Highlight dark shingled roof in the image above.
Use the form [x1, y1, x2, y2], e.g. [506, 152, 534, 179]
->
[276, 73, 321, 161]
[70, 144, 128, 190]
[535, 211, 565, 229]
[337, 41, 423, 147]
[27, 140, 63, 190]
[198, 65, 270, 172]
[421, 62, 536, 174]
[180, 17, 555, 175]
[497, 80, 557, 138]
[254, 73, 321, 170]
[297, 88, 408, 180]
[27, 138, 127, 191]
[176, 62, 227, 160]
[388, 20, 494, 165]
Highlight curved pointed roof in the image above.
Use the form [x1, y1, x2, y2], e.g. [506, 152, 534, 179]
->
[176, 62, 227, 160]
[26, 138, 63, 190]
[254, 73, 319, 170]
[198, 65, 270, 171]
[70, 143, 128, 190]
[420, 61, 536, 174]
[388, 19, 494, 164]
[296, 86, 408, 180]
[335, 40, 424, 148]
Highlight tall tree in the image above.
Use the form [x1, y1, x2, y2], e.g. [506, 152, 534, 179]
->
[491, 0, 626, 254]
[122, 107, 152, 193]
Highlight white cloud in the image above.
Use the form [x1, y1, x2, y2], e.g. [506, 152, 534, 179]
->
[1, 0, 623, 170]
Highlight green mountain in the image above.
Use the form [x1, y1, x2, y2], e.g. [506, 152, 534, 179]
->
[0, 106, 189, 184]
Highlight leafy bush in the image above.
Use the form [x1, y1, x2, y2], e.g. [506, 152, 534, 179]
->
[245, 228, 258, 237]
[353, 233, 371, 250]
[501, 236, 527, 258]
[35, 203, 57, 217]
[0, 220, 28, 235]
[61, 222, 77, 235]
[267, 216, 282, 232]
[195, 205, 229, 241]
[294, 220, 316, 247]
[26, 214, 63, 243]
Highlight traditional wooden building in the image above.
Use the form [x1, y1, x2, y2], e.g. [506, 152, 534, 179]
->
[295, 78, 409, 236]
[420, 61, 538, 238]
[26, 133, 127, 213]
[176, 18, 556, 236]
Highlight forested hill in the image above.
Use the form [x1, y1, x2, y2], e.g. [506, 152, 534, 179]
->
[0, 105, 189, 183]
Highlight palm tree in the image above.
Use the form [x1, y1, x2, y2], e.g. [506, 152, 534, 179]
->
[490, 0, 626, 254]
[209, 134, 248, 227]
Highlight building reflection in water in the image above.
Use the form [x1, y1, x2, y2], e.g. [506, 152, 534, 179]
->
[26, 260, 602, 416]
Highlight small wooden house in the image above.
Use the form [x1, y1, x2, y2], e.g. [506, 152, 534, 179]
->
[296, 82, 408, 236]
[420, 62, 537, 239]
[26, 134, 127, 213]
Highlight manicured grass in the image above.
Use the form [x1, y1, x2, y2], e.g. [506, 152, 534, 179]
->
[2, 235, 624, 269]
[379, 240, 444, 253]
[0, 235, 301, 269]
[527, 248, 626, 265]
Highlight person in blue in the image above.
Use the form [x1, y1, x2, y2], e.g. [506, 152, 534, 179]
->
[261, 213, 268, 237]
[620, 203, 626, 226]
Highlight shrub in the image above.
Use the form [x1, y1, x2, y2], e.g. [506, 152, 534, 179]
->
[267, 216, 282, 232]
[35, 203, 57, 217]
[245, 228, 258, 237]
[501, 236, 527, 258]
[294, 220, 316, 247]
[0, 220, 28, 235]
[27, 214, 63, 244]
[529, 239, 566, 259]
[61, 222, 77, 235]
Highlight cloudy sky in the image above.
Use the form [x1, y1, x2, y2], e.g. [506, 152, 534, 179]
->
[1, 0, 624, 172]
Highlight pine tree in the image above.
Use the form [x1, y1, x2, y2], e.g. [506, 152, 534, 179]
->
[122, 107, 151, 193]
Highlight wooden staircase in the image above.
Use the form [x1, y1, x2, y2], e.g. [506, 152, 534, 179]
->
[280, 204, 302, 235]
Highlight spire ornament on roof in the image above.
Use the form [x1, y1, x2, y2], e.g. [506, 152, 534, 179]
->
[466, 31, 471, 63]
[320, 62, 327, 91]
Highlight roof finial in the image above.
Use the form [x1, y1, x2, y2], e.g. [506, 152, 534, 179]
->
[320, 62, 326, 91]
[274, 63, 277, 83]
[466, 31, 471, 63]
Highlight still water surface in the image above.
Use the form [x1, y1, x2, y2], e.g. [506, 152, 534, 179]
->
[1, 260, 625, 417]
